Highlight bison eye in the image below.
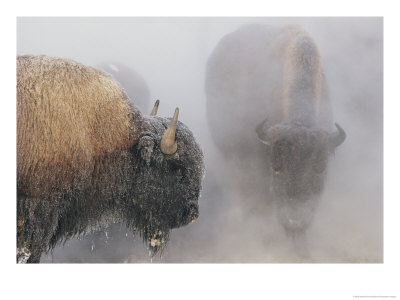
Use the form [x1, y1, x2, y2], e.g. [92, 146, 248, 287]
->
[170, 161, 186, 178]
[312, 149, 328, 174]
[176, 167, 183, 177]
[175, 167, 186, 182]
[313, 156, 327, 174]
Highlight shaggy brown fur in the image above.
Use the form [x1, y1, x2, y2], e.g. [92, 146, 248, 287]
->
[17, 55, 142, 198]
[277, 25, 331, 127]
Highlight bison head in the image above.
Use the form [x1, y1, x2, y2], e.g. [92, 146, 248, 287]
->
[256, 119, 345, 235]
[124, 101, 205, 253]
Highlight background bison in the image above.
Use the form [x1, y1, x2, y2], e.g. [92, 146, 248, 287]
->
[97, 62, 151, 112]
[17, 55, 204, 263]
[206, 24, 346, 255]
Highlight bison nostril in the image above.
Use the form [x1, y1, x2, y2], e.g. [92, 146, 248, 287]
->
[188, 201, 199, 221]
[189, 214, 198, 224]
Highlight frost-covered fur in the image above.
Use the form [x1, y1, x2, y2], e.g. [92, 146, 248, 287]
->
[206, 24, 345, 244]
[17, 55, 204, 263]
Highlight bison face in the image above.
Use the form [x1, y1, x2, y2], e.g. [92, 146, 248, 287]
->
[124, 107, 204, 253]
[256, 120, 345, 234]
[269, 126, 329, 199]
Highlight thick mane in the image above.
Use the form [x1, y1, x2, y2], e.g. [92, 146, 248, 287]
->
[17, 55, 143, 197]
[278, 25, 332, 128]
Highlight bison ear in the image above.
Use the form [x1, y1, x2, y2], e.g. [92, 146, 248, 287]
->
[256, 118, 271, 145]
[138, 135, 155, 166]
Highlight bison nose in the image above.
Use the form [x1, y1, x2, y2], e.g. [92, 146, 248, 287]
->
[189, 214, 198, 224]
[189, 201, 199, 223]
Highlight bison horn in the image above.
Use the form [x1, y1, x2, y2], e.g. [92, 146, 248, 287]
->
[150, 99, 160, 116]
[329, 123, 346, 149]
[256, 118, 270, 145]
[160, 108, 179, 154]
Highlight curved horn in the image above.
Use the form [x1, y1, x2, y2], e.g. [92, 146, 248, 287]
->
[160, 108, 179, 154]
[329, 123, 346, 149]
[150, 99, 160, 116]
[255, 118, 270, 145]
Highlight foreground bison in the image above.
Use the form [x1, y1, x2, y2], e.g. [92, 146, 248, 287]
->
[17, 55, 204, 263]
[206, 24, 345, 250]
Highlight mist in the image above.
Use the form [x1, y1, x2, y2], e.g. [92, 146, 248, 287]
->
[17, 17, 383, 263]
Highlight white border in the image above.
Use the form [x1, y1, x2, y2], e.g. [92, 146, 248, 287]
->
[2, 1, 399, 299]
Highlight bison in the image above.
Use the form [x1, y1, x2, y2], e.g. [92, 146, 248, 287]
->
[17, 55, 204, 263]
[206, 24, 345, 253]
[96, 62, 151, 112]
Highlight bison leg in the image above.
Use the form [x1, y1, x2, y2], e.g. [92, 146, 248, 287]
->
[17, 194, 60, 263]
[26, 249, 42, 263]
[284, 227, 310, 259]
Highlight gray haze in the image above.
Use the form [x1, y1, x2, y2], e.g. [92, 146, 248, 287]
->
[17, 17, 383, 263]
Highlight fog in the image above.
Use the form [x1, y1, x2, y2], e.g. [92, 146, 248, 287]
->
[17, 17, 383, 263]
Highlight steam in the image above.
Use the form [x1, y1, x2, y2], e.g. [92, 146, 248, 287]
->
[17, 17, 382, 263]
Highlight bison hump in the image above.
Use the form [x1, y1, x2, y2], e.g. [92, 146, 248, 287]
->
[17, 55, 141, 197]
